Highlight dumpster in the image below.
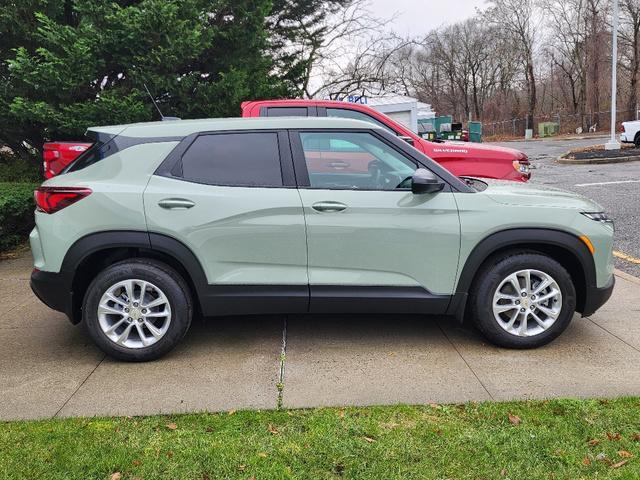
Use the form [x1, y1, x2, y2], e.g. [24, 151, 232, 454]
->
[468, 121, 482, 143]
[538, 122, 559, 138]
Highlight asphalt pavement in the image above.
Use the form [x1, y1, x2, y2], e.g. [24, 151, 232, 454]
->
[491, 136, 640, 277]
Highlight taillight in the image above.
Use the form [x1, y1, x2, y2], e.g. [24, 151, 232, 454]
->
[34, 187, 92, 214]
[42, 148, 60, 180]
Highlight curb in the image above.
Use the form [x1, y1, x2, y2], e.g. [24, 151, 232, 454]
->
[491, 134, 609, 143]
[557, 154, 640, 165]
[614, 268, 640, 286]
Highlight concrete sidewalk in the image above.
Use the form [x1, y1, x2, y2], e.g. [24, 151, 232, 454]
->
[1, 251, 640, 421]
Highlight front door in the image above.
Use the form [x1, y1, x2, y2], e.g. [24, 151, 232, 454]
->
[290, 129, 461, 313]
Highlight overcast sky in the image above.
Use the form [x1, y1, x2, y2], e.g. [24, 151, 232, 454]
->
[368, 0, 489, 36]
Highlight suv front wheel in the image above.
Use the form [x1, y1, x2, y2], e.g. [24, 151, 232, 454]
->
[83, 259, 193, 361]
[469, 252, 577, 348]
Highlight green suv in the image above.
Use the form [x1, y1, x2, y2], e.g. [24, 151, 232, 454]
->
[30, 117, 615, 361]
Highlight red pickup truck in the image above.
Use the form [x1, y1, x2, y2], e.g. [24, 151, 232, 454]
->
[242, 99, 531, 182]
[42, 142, 91, 179]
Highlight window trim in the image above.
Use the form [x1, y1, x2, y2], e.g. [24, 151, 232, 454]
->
[288, 128, 458, 193]
[154, 129, 297, 188]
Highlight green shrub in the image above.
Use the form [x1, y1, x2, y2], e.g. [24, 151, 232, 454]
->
[0, 182, 38, 252]
[0, 151, 40, 182]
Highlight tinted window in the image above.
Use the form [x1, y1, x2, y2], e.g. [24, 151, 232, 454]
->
[181, 133, 283, 187]
[266, 107, 309, 117]
[299, 131, 417, 190]
[326, 108, 396, 134]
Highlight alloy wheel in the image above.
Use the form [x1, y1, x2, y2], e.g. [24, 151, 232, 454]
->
[97, 279, 172, 349]
[492, 269, 562, 337]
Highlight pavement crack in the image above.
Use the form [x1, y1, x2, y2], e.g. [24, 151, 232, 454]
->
[436, 320, 495, 401]
[53, 353, 106, 418]
[587, 318, 640, 354]
[276, 316, 288, 409]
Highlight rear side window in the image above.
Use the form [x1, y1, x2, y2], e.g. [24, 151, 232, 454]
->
[265, 107, 309, 117]
[63, 130, 117, 173]
[181, 132, 283, 187]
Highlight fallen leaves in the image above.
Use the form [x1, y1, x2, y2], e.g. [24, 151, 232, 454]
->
[607, 432, 621, 441]
[166, 423, 177, 431]
[618, 450, 633, 458]
[363, 436, 376, 443]
[508, 413, 521, 426]
[582, 456, 591, 466]
[267, 424, 279, 435]
[258, 452, 268, 458]
[587, 438, 600, 447]
[632, 433, 640, 441]
[110, 473, 122, 480]
[611, 460, 628, 469]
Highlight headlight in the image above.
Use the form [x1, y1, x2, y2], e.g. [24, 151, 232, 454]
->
[512, 160, 531, 175]
[582, 212, 613, 223]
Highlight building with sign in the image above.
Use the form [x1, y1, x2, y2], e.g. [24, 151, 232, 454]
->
[351, 95, 434, 133]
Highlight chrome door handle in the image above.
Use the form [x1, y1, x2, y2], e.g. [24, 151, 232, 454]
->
[312, 201, 347, 213]
[158, 198, 195, 210]
[327, 161, 350, 169]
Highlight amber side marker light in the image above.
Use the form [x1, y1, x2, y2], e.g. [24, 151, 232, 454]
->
[579, 235, 595, 255]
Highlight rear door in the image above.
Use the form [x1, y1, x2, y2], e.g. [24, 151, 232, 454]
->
[144, 130, 308, 313]
[290, 128, 461, 313]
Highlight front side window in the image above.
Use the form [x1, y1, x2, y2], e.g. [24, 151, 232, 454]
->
[181, 132, 283, 187]
[298, 131, 417, 190]
[326, 108, 396, 134]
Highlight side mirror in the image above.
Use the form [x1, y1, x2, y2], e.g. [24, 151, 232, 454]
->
[398, 135, 415, 146]
[411, 168, 445, 194]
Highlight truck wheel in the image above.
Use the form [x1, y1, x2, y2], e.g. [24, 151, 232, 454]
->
[469, 252, 576, 348]
[83, 259, 192, 361]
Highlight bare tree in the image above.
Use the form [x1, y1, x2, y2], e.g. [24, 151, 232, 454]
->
[485, 0, 539, 129]
[620, 0, 640, 118]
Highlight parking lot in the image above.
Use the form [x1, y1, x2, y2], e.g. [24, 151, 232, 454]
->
[492, 136, 640, 277]
[2, 137, 640, 421]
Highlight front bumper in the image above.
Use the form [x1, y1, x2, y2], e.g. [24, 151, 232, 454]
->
[581, 274, 615, 317]
[30, 269, 76, 323]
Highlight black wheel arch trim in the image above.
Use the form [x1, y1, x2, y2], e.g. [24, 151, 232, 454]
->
[60, 230, 211, 318]
[448, 227, 597, 319]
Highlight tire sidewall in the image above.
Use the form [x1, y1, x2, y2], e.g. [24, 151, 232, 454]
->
[83, 260, 192, 361]
[472, 253, 576, 348]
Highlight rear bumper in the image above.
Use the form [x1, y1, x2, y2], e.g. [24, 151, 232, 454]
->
[581, 275, 615, 317]
[30, 269, 75, 323]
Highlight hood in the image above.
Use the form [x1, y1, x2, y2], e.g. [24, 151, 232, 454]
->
[480, 179, 604, 211]
[435, 141, 527, 160]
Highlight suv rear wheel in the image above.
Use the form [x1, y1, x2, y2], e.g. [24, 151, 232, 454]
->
[469, 252, 576, 348]
[83, 259, 192, 361]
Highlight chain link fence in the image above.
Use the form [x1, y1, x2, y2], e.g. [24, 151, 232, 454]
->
[483, 110, 638, 138]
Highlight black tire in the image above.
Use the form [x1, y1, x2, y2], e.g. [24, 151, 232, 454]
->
[635, 133, 640, 148]
[468, 252, 576, 349]
[83, 259, 192, 361]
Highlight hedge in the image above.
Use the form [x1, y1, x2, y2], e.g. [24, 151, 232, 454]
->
[0, 182, 38, 252]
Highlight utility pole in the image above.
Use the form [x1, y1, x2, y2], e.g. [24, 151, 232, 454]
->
[606, 0, 621, 150]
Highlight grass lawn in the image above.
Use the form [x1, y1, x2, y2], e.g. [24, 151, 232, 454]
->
[1, 398, 640, 479]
